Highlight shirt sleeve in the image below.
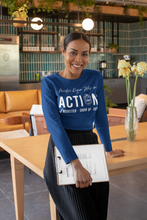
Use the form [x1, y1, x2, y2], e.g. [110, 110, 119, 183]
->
[94, 74, 112, 152]
[41, 77, 78, 164]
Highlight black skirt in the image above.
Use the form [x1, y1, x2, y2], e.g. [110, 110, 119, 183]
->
[44, 130, 109, 220]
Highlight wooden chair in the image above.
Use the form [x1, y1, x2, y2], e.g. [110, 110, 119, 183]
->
[0, 116, 31, 140]
[107, 106, 147, 127]
[22, 112, 33, 136]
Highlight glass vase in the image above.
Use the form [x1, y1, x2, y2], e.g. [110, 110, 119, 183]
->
[125, 107, 138, 142]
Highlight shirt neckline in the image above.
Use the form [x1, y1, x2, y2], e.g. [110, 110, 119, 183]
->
[56, 69, 85, 82]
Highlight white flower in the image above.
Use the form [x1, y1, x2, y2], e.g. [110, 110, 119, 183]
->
[118, 60, 131, 69]
[137, 62, 147, 76]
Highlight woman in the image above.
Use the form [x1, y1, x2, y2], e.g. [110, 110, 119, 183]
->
[41, 31, 125, 220]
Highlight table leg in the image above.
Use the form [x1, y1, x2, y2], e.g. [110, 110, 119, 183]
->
[49, 194, 59, 220]
[11, 155, 24, 220]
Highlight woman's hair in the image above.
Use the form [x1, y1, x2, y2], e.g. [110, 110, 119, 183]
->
[63, 31, 91, 52]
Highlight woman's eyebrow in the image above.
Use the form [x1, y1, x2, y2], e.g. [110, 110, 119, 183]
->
[69, 48, 78, 52]
[69, 48, 89, 53]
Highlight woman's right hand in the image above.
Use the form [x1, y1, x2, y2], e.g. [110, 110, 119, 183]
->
[70, 159, 92, 188]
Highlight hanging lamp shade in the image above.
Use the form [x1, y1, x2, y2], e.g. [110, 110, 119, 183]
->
[31, 17, 43, 30]
[82, 18, 94, 31]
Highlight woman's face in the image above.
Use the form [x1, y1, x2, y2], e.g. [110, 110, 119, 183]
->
[62, 38, 90, 79]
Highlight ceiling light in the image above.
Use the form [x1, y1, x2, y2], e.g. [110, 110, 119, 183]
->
[31, 17, 43, 30]
[82, 18, 94, 31]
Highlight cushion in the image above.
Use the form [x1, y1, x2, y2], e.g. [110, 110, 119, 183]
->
[7, 110, 30, 117]
[5, 90, 39, 112]
[137, 94, 147, 104]
[0, 92, 6, 113]
[134, 97, 146, 120]
[0, 113, 8, 119]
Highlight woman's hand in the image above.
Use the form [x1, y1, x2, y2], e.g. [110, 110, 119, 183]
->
[70, 159, 92, 188]
[106, 149, 126, 157]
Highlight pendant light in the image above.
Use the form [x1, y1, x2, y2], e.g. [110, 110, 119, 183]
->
[31, 17, 43, 30]
[82, 18, 94, 31]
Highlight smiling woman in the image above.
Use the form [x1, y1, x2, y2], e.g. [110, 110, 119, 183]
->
[60, 32, 91, 80]
[41, 31, 125, 220]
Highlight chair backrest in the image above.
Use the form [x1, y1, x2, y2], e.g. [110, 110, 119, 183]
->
[22, 112, 33, 136]
[140, 106, 147, 122]
[0, 116, 31, 131]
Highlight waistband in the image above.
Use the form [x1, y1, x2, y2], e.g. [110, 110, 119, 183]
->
[65, 129, 92, 134]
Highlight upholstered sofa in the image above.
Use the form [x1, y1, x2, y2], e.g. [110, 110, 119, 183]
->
[0, 89, 41, 151]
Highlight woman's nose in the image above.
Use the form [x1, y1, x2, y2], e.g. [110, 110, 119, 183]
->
[75, 54, 82, 62]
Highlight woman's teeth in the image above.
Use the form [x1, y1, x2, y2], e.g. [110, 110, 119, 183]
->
[73, 64, 81, 68]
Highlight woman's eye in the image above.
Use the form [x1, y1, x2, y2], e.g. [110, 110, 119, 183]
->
[82, 53, 88, 57]
[70, 51, 76, 55]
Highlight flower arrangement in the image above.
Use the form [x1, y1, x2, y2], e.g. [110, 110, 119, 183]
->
[11, 3, 29, 19]
[118, 60, 147, 107]
[118, 60, 147, 141]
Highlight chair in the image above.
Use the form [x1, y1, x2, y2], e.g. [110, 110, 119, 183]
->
[22, 112, 33, 136]
[107, 106, 147, 127]
[0, 116, 31, 140]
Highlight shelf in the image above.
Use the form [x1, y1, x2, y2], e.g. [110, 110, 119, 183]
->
[18, 30, 58, 35]
[20, 50, 61, 53]
[88, 33, 104, 36]
[20, 50, 118, 54]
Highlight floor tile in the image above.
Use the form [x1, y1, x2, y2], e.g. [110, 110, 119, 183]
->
[0, 162, 48, 198]
[0, 159, 11, 174]
[0, 189, 7, 200]
[108, 184, 147, 220]
[110, 170, 147, 202]
[23, 190, 51, 220]
[9, 190, 51, 220]
[0, 198, 28, 220]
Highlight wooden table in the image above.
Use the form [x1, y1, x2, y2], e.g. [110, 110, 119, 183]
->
[0, 122, 147, 220]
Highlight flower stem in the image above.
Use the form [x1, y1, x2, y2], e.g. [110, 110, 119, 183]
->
[126, 78, 129, 106]
[132, 75, 138, 108]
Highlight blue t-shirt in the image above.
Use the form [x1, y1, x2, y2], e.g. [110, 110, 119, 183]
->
[41, 69, 112, 164]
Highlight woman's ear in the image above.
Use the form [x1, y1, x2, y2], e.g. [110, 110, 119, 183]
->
[61, 46, 65, 56]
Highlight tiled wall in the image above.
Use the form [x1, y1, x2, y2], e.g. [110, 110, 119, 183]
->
[129, 21, 147, 78]
[1, 16, 147, 81]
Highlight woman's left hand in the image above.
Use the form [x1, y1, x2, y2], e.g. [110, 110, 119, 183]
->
[106, 149, 126, 157]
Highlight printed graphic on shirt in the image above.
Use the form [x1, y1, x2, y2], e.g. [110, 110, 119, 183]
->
[58, 86, 98, 114]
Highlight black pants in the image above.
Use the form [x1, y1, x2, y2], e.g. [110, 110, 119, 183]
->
[44, 130, 109, 220]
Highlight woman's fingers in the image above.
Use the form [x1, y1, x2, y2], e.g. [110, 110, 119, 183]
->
[106, 149, 126, 157]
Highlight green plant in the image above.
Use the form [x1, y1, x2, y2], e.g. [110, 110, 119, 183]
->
[35, 0, 63, 14]
[62, 0, 96, 18]
[11, 3, 29, 18]
[109, 43, 118, 50]
[2, 0, 17, 16]
[2, 0, 30, 18]
[104, 84, 117, 113]
[124, 5, 147, 27]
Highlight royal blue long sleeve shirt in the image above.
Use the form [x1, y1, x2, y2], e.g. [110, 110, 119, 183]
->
[41, 69, 112, 164]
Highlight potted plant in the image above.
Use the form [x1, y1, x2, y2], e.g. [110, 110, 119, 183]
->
[33, 0, 63, 13]
[97, 4, 124, 16]
[109, 43, 118, 52]
[104, 84, 117, 113]
[124, 5, 147, 27]
[65, 0, 95, 12]
[12, 3, 29, 27]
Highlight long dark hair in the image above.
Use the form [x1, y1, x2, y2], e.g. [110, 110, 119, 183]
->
[63, 31, 91, 52]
